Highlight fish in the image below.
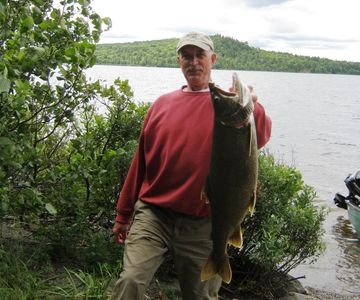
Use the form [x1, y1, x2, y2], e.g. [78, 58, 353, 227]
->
[201, 72, 258, 284]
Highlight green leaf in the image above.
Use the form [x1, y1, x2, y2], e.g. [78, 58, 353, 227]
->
[102, 17, 112, 27]
[45, 203, 57, 215]
[0, 3, 5, 24]
[21, 16, 34, 31]
[0, 136, 13, 146]
[94, 115, 104, 126]
[1, 196, 9, 214]
[0, 76, 11, 93]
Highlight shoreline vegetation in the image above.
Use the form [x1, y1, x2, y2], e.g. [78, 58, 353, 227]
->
[95, 35, 360, 76]
[2, 222, 360, 300]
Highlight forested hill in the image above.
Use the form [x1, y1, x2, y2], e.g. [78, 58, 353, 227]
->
[95, 35, 360, 75]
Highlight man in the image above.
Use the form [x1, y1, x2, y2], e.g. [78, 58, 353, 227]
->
[111, 32, 272, 299]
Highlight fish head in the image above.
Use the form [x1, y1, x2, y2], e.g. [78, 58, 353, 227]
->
[209, 73, 254, 127]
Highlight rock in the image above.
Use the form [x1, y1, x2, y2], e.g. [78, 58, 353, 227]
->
[284, 276, 308, 294]
[278, 292, 316, 300]
[271, 274, 308, 298]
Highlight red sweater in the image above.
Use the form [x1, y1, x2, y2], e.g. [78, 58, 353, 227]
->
[115, 88, 272, 224]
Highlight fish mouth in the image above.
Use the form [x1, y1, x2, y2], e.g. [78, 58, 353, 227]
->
[209, 73, 254, 126]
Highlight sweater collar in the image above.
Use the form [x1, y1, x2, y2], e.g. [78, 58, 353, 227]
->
[181, 85, 210, 93]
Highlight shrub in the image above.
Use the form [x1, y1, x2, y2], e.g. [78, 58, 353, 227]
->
[225, 152, 326, 298]
[0, 0, 148, 266]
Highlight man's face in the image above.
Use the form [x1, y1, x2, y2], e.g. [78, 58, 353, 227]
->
[177, 45, 216, 91]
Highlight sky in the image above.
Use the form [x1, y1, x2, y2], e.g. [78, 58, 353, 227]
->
[91, 0, 360, 62]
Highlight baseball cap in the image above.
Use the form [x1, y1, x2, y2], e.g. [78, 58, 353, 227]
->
[176, 32, 214, 53]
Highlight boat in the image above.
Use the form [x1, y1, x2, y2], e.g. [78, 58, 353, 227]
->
[334, 170, 360, 238]
[347, 200, 360, 238]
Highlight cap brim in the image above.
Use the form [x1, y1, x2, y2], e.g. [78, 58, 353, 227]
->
[177, 41, 212, 52]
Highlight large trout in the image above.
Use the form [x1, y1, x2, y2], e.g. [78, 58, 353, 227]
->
[201, 73, 258, 284]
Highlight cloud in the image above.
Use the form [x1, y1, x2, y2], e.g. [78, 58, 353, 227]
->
[252, 33, 358, 61]
[92, 0, 360, 62]
[242, 0, 291, 7]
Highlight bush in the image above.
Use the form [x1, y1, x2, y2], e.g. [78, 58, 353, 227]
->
[0, 0, 149, 266]
[225, 152, 326, 298]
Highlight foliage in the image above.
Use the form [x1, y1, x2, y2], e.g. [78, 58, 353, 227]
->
[95, 35, 360, 75]
[50, 264, 117, 299]
[224, 153, 326, 298]
[0, 244, 49, 299]
[0, 0, 149, 263]
[0, 244, 120, 299]
[0, 152, 327, 299]
[96, 38, 178, 68]
[1, 0, 107, 218]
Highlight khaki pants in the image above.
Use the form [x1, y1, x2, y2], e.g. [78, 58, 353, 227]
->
[111, 200, 222, 300]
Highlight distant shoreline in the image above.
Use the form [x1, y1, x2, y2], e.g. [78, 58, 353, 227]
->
[92, 63, 360, 77]
[95, 35, 360, 76]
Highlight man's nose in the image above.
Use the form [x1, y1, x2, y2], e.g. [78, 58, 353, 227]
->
[189, 56, 199, 64]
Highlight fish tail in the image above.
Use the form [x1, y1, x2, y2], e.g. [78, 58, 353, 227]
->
[201, 254, 232, 284]
[228, 224, 243, 248]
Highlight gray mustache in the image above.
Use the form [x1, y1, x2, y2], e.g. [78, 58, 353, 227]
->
[187, 67, 202, 72]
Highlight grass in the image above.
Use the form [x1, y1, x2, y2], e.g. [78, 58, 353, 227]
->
[0, 243, 121, 299]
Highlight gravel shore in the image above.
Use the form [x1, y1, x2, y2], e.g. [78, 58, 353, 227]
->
[146, 278, 360, 300]
[305, 287, 360, 300]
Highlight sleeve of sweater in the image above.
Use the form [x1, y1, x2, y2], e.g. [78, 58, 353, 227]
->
[114, 109, 151, 224]
[253, 101, 272, 149]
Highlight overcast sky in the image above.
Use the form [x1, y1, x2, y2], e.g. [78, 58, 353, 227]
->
[91, 0, 360, 62]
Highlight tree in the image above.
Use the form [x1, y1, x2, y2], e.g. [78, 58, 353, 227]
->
[1, 0, 108, 216]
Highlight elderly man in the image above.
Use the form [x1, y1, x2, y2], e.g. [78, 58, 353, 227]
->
[111, 32, 271, 300]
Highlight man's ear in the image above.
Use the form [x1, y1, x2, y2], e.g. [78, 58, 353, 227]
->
[211, 52, 217, 65]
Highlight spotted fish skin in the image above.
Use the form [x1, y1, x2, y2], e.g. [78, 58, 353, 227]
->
[201, 73, 258, 284]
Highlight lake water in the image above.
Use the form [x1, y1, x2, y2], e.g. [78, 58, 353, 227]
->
[87, 65, 360, 296]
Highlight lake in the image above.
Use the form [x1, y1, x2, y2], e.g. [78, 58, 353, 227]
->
[87, 65, 360, 296]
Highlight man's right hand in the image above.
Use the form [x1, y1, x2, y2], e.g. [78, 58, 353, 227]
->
[112, 221, 129, 244]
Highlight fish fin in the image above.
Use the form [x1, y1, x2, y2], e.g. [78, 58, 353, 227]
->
[248, 123, 252, 157]
[201, 254, 232, 284]
[228, 224, 243, 248]
[248, 192, 257, 216]
[201, 187, 210, 204]
[232, 73, 243, 104]
[219, 255, 232, 284]
[201, 256, 217, 282]
[203, 176, 211, 203]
